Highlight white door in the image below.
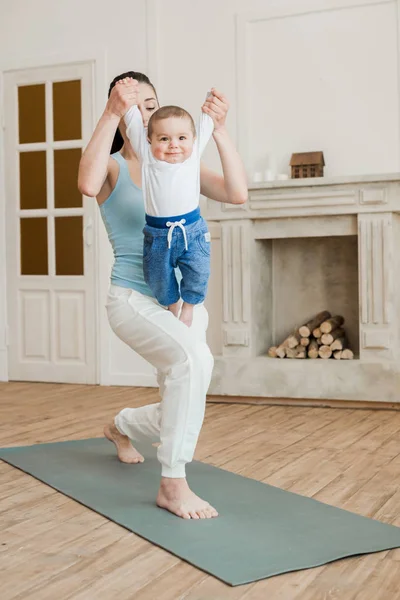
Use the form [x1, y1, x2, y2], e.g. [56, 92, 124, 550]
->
[4, 62, 97, 383]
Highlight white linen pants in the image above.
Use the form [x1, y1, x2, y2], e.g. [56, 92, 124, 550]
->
[106, 285, 214, 478]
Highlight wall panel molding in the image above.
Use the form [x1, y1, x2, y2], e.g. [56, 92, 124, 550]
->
[235, 0, 398, 171]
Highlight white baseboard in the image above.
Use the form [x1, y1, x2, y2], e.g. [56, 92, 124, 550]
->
[0, 348, 8, 381]
[105, 372, 158, 387]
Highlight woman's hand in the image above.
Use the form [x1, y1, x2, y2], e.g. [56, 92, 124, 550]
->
[106, 78, 139, 119]
[199, 88, 247, 205]
[202, 88, 229, 131]
[78, 77, 139, 199]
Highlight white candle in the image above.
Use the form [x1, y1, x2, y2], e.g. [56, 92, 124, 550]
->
[264, 169, 274, 181]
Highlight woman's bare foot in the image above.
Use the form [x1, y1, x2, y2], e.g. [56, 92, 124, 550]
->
[179, 302, 194, 327]
[156, 477, 218, 519]
[104, 424, 144, 464]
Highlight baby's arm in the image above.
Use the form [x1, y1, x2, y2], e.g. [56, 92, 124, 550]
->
[124, 105, 147, 160]
[196, 93, 215, 156]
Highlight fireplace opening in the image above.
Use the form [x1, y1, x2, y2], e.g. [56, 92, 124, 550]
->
[253, 235, 359, 358]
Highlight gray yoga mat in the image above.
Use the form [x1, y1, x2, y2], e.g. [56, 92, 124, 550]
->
[1, 438, 399, 586]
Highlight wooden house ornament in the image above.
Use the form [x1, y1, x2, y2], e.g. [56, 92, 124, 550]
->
[290, 151, 325, 179]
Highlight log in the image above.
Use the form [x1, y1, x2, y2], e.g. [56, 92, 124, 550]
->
[268, 346, 278, 358]
[320, 315, 344, 334]
[321, 328, 346, 346]
[287, 331, 301, 349]
[276, 346, 287, 358]
[285, 347, 297, 358]
[299, 311, 331, 338]
[307, 339, 319, 359]
[330, 336, 348, 352]
[300, 337, 310, 347]
[341, 349, 354, 360]
[276, 335, 292, 358]
[286, 345, 306, 359]
[333, 350, 343, 360]
[318, 345, 332, 359]
[313, 327, 322, 339]
[277, 326, 302, 356]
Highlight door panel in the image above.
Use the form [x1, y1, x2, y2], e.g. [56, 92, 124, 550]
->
[5, 62, 97, 383]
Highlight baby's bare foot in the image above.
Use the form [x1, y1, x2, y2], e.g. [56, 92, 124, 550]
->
[168, 301, 180, 318]
[179, 302, 194, 327]
[156, 478, 218, 519]
[104, 424, 144, 464]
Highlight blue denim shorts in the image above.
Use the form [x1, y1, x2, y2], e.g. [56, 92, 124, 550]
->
[143, 209, 210, 306]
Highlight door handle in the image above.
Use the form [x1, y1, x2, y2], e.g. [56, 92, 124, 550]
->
[84, 218, 93, 248]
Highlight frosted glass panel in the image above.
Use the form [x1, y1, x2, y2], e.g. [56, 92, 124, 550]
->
[18, 84, 46, 144]
[53, 80, 82, 141]
[20, 218, 48, 275]
[20, 151, 47, 210]
[54, 149, 82, 208]
[55, 216, 84, 275]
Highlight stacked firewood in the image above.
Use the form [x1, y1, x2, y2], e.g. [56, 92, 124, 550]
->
[268, 311, 354, 360]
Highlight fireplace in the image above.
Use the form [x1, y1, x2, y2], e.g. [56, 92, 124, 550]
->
[206, 175, 400, 402]
[260, 235, 359, 357]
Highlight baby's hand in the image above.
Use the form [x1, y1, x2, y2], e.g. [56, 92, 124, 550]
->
[107, 78, 139, 119]
[201, 88, 229, 131]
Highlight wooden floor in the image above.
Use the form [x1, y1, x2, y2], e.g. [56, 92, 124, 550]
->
[1, 383, 400, 600]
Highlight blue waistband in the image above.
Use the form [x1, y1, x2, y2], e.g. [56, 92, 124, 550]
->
[145, 207, 201, 229]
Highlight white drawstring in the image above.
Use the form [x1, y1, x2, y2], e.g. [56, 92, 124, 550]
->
[166, 219, 188, 250]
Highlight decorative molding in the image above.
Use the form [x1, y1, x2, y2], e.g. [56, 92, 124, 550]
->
[362, 330, 391, 349]
[232, 226, 241, 324]
[249, 190, 357, 211]
[208, 222, 221, 240]
[223, 329, 249, 347]
[221, 226, 232, 323]
[253, 215, 357, 240]
[360, 188, 387, 205]
[236, 0, 397, 169]
[358, 213, 392, 325]
[221, 222, 250, 325]
[222, 201, 247, 212]
[248, 172, 400, 191]
[241, 225, 250, 324]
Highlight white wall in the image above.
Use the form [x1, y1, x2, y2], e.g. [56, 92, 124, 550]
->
[154, 0, 400, 178]
[0, 0, 156, 384]
[0, 84, 7, 380]
[1, 0, 399, 385]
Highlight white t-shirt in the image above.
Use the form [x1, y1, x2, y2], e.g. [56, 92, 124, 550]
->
[124, 104, 214, 217]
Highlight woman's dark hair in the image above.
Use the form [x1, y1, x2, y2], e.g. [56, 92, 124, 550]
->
[108, 71, 158, 154]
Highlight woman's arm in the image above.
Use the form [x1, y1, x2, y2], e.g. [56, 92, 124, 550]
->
[78, 79, 138, 198]
[200, 89, 247, 205]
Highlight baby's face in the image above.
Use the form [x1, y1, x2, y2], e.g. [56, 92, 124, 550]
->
[149, 117, 195, 163]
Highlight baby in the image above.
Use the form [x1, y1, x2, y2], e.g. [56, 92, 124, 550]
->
[123, 83, 214, 327]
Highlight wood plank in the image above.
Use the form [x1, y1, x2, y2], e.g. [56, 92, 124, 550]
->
[0, 382, 400, 599]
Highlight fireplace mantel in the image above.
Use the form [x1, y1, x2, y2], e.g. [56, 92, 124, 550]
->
[206, 174, 400, 403]
[249, 172, 400, 190]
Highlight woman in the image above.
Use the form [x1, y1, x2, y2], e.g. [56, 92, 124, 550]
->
[78, 72, 247, 520]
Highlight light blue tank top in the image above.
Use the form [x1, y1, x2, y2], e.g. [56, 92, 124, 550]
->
[99, 152, 154, 297]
